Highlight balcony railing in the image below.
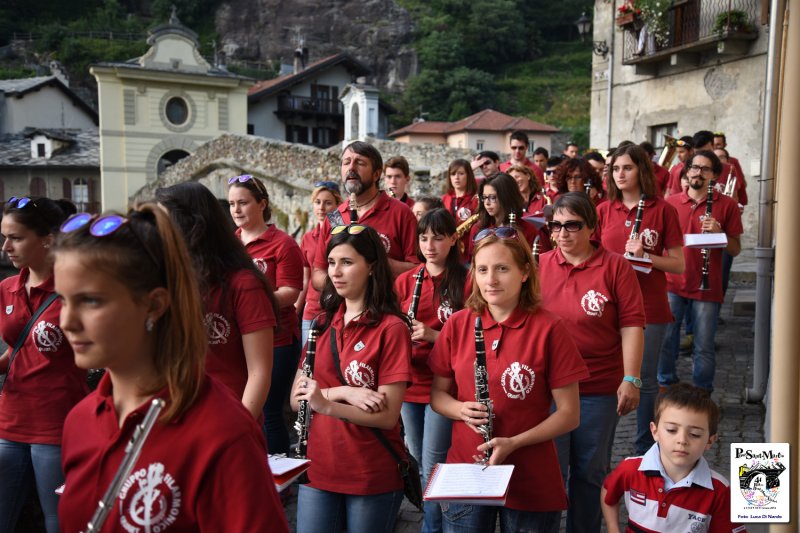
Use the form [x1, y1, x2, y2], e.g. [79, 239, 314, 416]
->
[276, 95, 343, 116]
[622, 0, 760, 64]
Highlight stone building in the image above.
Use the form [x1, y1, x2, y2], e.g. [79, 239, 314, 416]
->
[91, 10, 253, 211]
[590, 0, 768, 244]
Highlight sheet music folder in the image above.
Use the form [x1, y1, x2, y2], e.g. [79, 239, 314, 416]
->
[268, 455, 311, 492]
[423, 463, 514, 506]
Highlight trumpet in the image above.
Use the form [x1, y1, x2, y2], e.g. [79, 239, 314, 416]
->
[723, 167, 737, 197]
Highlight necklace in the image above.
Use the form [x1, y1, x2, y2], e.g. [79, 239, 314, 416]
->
[356, 191, 381, 209]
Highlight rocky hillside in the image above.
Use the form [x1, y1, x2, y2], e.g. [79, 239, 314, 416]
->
[215, 0, 417, 90]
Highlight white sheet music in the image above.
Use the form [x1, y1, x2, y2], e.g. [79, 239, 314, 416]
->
[425, 463, 514, 499]
[268, 455, 310, 476]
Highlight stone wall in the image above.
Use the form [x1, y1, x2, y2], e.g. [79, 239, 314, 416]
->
[134, 134, 473, 235]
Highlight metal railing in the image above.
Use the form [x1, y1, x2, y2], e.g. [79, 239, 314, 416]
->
[276, 95, 343, 116]
[622, 0, 760, 62]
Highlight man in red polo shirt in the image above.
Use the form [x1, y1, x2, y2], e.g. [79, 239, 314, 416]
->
[664, 136, 694, 198]
[658, 150, 743, 393]
[383, 155, 415, 208]
[713, 132, 747, 206]
[311, 141, 418, 290]
[499, 131, 545, 188]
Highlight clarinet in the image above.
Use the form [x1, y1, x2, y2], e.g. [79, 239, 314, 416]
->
[532, 235, 541, 265]
[508, 212, 517, 229]
[699, 180, 714, 291]
[407, 266, 425, 321]
[349, 193, 358, 223]
[473, 317, 494, 464]
[625, 194, 646, 258]
[294, 320, 317, 459]
[584, 178, 592, 195]
[82, 398, 165, 533]
[387, 187, 397, 198]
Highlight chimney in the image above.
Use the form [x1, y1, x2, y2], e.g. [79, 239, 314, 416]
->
[49, 60, 69, 87]
[293, 47, 303, 74]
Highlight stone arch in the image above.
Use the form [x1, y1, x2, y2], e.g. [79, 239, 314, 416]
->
[145, 136, 201, 182]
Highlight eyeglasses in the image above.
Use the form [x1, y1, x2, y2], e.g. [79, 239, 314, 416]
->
[60, 213, 160, 267]
[314, 180, 341, 192]
[687, 164, 713, 174]
[228, 174, 268, 195]
[473, 226, 518, 243]
[566, 175, 584, 181]
[548, 220, 585, 233]
[480, 195, 498, 203]
[331, 224, 367, 236]
[7, 196, 35, 209]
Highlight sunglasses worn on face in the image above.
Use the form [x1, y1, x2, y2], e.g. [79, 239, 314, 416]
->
[548, 220, 585, 233]
[7, 196, 35, 209]
[60, 213, 160, 266]
[331, 224, 367, 236]
[314, 180, 341, 192]
[473, 226, 518, 243]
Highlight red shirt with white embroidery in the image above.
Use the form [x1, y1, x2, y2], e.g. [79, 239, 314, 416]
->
[500, 159, 546, 188]
[301, 226, 323, 321]
[538, 245, 646, 395]
[204, 270, 277, 401]
[302, 309, 412, 495]
[0, 269, 88, 445]
[665, 191, 743, 303]
[238, 224, 303, 346]
[429, 306, 589, 512]
[441, 191, 479, 223]
[595, 197, 684, 324]
[58, 374, 288, 533]
[313, 192, 419, 272]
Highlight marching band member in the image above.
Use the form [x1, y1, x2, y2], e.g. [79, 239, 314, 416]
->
[394, 208, 469, 532]
[155, 183, 279, 424]
[538, 192, 645, 533]
[556, 158, 596, 195]
[55, 206, 288, 532]
[595, 144, 685, 455]
[384, 156, 416, 208]
[429, 227, 588, 533]
[412, 196, 445, 222]
[0, 197, 85, 533]
[507, 164, 548, 215]
[544, 157, 564, 203]
[442, 159, 479, 223]
[291, 224, 412, 533]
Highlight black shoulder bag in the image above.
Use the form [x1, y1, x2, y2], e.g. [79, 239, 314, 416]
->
[329, 327, 424, 511]
[0, 292, 59, 395]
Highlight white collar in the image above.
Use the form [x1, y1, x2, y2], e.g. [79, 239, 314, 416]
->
[639, 443, 714, 491]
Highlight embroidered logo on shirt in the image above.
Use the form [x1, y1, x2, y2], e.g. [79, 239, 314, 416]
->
[354, 341, 366, 352]
[32, 320, 63, 352]
[378, 233, 391, 254]
[437, 302, 453, 324]
[5, 305, 12, 315]
[204, 313, 231, 345]
[491, 339, 499, 351]
[456, 206, 472, 221]
[640, 228, 660, 250]
[119, 462, 182, 532]
[344, 360, 375, 388]
[629, 488, 647, 505]
[500, 362, 535, 400]
[581, 290, 609, 317]
[252, 258, 268, 274]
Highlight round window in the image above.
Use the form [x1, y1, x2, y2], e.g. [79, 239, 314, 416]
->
[165, 97, 189, 125]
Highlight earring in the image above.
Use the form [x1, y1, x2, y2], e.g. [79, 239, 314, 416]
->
[145, 317, 155, 332]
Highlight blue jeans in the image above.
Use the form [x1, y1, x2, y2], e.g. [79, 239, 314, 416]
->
[296, 485, 403, 533]
[635, 323, 668, 455]
[0, 439, 63, 533]
[263, 337, 301, 455]
[401, 402, 453, 533]
[440, 503, 560, 533]
[555, 394, 619, 533]
[658, 294, 721, 392]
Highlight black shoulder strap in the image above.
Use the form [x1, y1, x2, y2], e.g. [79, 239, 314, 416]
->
[1, 292, 59, 395]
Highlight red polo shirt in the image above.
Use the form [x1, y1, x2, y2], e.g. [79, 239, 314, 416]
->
[399, 193, 415, 209]
[595, 197, 684, 324]
[301, 226, 323, 321]
[429, 306, 589, 512]
[58, 374, 288, 533]
[727, 156, 748, 205]
[653, 163, 670, 196]
[394, 266, 471, 403]
[238, 224, 303, 346]
[442, 192, 479, 223]
[204, 270, 277, 401]
[538, 246, 646, 395]
[313, 192, 418, 272]
[665, 191, 743, 303]
[500, 158, 546, 188]
[714, 164, 747, 206]
[0, 270, 88, 445]
[668, 162, 735, 197]
[523, 191, 549, 216]
[303, 309, 412, 495]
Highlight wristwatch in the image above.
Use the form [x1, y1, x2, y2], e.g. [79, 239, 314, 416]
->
[623, 375, 642, 388]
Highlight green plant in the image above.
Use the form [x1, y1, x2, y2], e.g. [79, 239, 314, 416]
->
[713, 10, 754, 36]
[637, 0, 670, 47]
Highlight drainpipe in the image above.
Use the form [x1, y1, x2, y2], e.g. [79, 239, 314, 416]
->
[745, 0, 786, 403]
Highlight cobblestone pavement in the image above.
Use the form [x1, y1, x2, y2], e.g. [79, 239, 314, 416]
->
[282, 279, 768, 532]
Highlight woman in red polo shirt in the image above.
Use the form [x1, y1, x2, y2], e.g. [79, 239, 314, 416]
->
[394, 208, 468, 533]
[595, 144, 685, 456]
[556, 157, 597, 195]
[54, 206, 288, 532]
[291, 224, 412, 533]
[298, 181, 342, 346]
[538, 192, 646, 533]
[441, 159, 479, 224]
[0, 197, 86, 533]
[429, 226, 588, 532]
[155, 182, 279, 426]
[507, 164, 548, 216]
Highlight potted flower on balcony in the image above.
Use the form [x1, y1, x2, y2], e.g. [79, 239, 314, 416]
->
[637, 0, 671, 47]
[713, 9, 755, 37]
[616, 2, 642, 30]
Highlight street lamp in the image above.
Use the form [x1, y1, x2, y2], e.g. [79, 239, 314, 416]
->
[575, 11, 609, 58]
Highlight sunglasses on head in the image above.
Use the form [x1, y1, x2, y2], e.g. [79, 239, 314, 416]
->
[331, 224, 367, 236]
[548, 220, 585, 233]
[314, 181, 341, 192]
[7, 196, 35, 209]
[228, 174, 268, 195]
[473, 226, 518, 243]
[60, 213, 160, 266]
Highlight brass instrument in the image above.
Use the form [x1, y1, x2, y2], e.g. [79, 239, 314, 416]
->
[542, 187, 552, 205]
[658, 134, 679, 169]
[723, 166, 737, 197]
[294, 320, 317, 459]
[455, 213, 481, 254]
